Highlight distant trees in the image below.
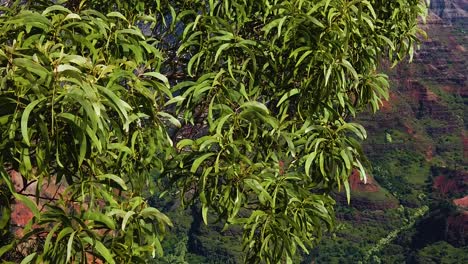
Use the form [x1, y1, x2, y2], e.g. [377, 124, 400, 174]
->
[0, 0, 427, 263]
[416, 241, 468, 263]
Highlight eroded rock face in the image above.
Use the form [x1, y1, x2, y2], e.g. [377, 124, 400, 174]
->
[432, 169, 468, 196]
[430, 0, 468, 22]
[349, 170, 380, 193]
[336, 170, 399, 210]
[9, 170, 66, 238]
[362, 1, 467, 168]
[454, 196, 468, 209]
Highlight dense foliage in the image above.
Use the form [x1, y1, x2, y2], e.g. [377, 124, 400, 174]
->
[0, 0, 427, 263]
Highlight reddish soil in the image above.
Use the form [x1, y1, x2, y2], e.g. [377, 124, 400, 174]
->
[433, 169, 468, 197]
[379, 91, 398, 112]
[9, 170, 66, 238]
[433, 175, 460, 196]
[10, 202, 34, 237]
[453, 196, 468, 209]
[336, 170, 399, 210]
[349, 170, 380, 193]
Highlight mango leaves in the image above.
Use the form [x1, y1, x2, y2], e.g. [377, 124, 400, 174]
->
[0, 2, 175, 263]
[165, 0, 427, 263]
[0, 0, 427, 263]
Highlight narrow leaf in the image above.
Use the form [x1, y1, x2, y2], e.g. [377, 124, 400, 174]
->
[21, 98, 46, 146]
[190, 153, 216, 173]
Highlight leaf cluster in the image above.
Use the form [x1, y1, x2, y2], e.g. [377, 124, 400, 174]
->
[0, 1, 176, 262]
[0, 0, 428, 263]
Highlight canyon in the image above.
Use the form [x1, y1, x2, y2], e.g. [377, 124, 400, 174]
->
[320, 1, 467, 262]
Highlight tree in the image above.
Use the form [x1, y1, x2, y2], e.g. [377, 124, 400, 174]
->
[0, 0, 427, 263]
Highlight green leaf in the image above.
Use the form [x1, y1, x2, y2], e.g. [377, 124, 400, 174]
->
[42, 5, 71, 15]
[97, 174, 128, 191]
[277, 89, 300, 107]
[66, 231, 76, 263]
[56, 227, 74, 243]
[306, 15, 325, 28]
[43, 223, 61, 253]
[263, 17, 284, 37]
[305, 152, 318, 177]
[21, 98, 45, 144]
[143, 72, 170, 88]
[116, 28, 145, 40]
[190, 153, 216, 173]
[20, 252, 36, 264]
[0, 206, 10, 230]
[107, 11, 128, 22]
[214, 43, 231, 63]
[56, 64, 82, 73]
[78, 134, 87, 166]
[164, 96, 185, 106]
[240, 101, 269, 115]
[64, 13, 81, 21]
[157, 112, 181, 128]
[13, 58, 49, 80]
[140, 207, 173, 227]
[343, 180, 351, 205]
[244, 179, 272, 203]
[202, 204, 208, 225]
[319, 152, 326, 176]
[292, 234, 309, 254]
[325, 63, 334, 86]
[340, 149, 351, 170]
[176, 139, 194, 149]
[337, 123, 367, 140]
[82, 237, 115, 264]
[354, 159, 367, 184]
[83, 212, 116, 230]
[97, 85, 132, 121]
[62, 55, 89, 67]
[378, 35, 396, 50]
[122, 211, 135, 231]
[341, 59, 359, 81]
[187, 51, 204, 76]
[0, 243, 14, 259]
[295, 50, 313, 67]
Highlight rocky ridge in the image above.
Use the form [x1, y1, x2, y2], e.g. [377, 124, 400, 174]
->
[357, 1, 467, 250]
[430, 0, 468, 23]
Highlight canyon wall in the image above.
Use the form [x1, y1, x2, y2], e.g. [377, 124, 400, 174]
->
[430, 0, 468, 23]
